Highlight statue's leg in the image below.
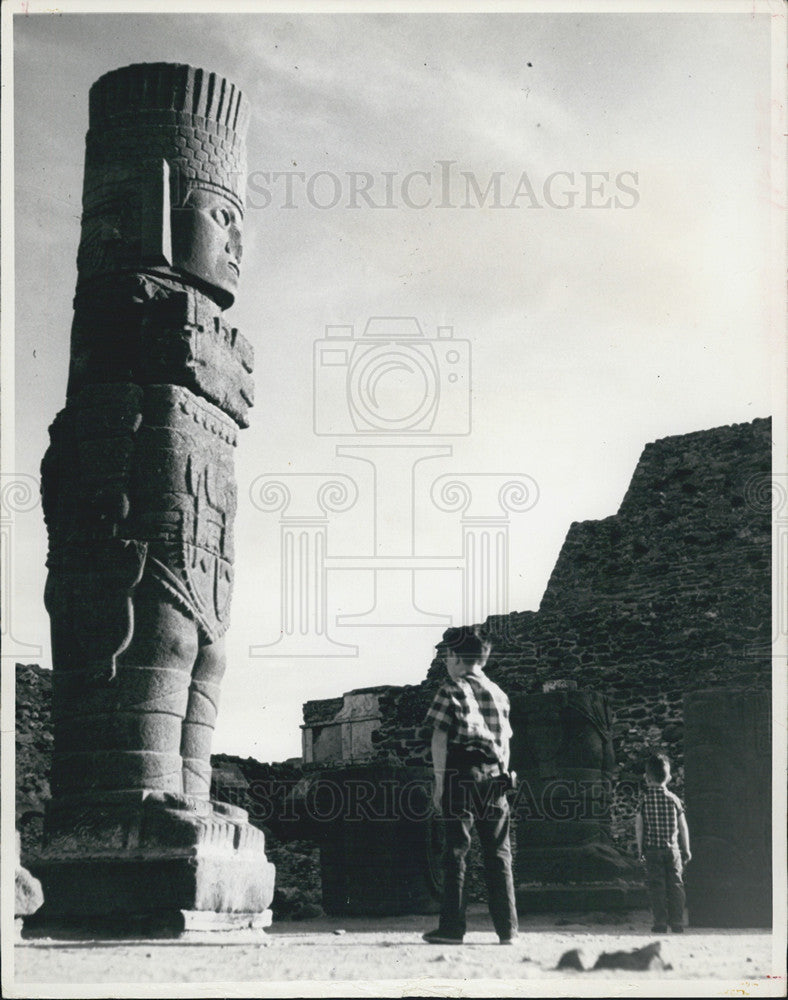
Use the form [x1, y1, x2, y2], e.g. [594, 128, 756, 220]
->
[51, 571, 198, 798]
[181, 635, 226, 799]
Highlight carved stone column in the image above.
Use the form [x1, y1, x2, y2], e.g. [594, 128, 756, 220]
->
[684, 687, 771, 927]
[510, 684, 643, 911]
[31, 63, 274, 934]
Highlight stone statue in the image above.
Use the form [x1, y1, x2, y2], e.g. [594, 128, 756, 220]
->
[34, 63, 273, 932]
[509, 684, 641, 910]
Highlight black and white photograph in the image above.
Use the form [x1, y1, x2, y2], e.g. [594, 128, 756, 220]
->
[2, 1, 786, 996]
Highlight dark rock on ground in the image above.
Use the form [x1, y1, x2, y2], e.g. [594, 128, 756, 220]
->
[556, 948, 585, 970]
[593, 940, 671, 971]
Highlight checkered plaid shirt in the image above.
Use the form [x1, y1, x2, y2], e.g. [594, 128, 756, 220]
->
[424, 672, 512, 766]
[638, 785, 684, 849]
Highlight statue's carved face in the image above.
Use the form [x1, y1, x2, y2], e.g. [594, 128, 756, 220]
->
[171, 188, 243, 306]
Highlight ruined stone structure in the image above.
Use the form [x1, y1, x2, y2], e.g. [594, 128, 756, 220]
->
[304, 418, 771, 918]
[302, 687, 393, 764]
[371, 419, 771, 783]
[31, 63, 274, 934]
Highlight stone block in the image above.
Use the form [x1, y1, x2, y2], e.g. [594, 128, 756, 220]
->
[307, 764, 442, 916]
[23, 908, 273, 940]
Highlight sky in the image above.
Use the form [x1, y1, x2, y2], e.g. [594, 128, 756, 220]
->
[6, 5, 779, 763]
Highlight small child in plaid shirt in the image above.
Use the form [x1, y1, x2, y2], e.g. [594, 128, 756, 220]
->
[635, 752, 692, 933]
[421, 626, 518, 946]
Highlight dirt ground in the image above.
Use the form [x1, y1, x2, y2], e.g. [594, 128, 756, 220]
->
[10, 907, 783, 997]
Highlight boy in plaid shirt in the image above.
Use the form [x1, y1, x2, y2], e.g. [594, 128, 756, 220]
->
[421, 627, 518, 946]
[635, 752, 692, 932]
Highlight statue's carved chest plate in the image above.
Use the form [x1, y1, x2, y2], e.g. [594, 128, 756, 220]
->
[68, 277, 255, 427]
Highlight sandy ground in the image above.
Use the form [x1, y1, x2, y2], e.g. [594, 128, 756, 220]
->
[10, 907, 783, 998]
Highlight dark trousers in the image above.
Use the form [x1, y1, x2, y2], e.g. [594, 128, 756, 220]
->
[644, 846, 685, 927]
[438, 761, 518, 940]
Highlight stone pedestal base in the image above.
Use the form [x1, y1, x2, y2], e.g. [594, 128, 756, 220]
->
[516, 883, 648, 913]
[514, 844, 645, 913]
[23, 909, 273, 940]
[516, 843, 641, 884]
[28, 792, 275, 935]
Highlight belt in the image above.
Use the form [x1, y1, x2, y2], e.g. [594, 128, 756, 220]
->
[447, 745, 501, 768]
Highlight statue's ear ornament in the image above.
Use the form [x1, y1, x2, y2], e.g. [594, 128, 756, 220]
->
[140, 158, 173, 268]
